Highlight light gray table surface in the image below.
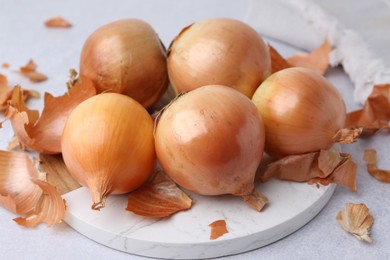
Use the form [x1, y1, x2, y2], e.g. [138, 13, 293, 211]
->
[1, 1, 389, 259]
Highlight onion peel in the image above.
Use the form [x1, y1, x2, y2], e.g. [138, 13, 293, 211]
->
[260, 152, 321, 182]
[6, 136, 20, 150]
[269, 39, 331, 75]
[269, 44, 291, 74]
[286, 39, 331, 75]
[0, 150, 45, 215]
[66, 68, 79, 90]
[209, 219, 228, 240]
[0, 76, 40, 112]
[5, 81, 96, 154]
[0, 194, 18, 214]
[3, 86, 39, 151]
[260, 149, 357, 192]
[241, 188, 268, 212]
[309, 154, 357, 192]
[44, 16, 72, 28]
[19, 59, 48, 83]
[0, 150, 66, 227]
[126, 171, 192, 217]
[0, 73, 7, 88]
[363, 149, 390, 182]
[336, 203, 373, 243]
[13, 179, 66, 227]
[0, 74, 12, 111]
[332, 127, 363, 144]
[345, 84, 390, 135]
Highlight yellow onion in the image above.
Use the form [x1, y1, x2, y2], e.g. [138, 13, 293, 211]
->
[79, 19, 169, 108]
[61, 93, 156, 210]
[167, 18, 271, 98]
[155, 85, 265, 197]
[252, 67, 346, 157]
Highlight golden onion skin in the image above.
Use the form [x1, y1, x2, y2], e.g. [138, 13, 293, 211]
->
[61, 93, 156, 209]
[167, 18, 271, 98]
[79, 19, 169, 108]
[155, 85, 265, 196]
[252, 67, 346, 157]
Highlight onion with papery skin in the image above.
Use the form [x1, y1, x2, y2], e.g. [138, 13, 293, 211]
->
[61, 93, 156, 210]
[155, 85, 265, 202]
[79, 19, 169, 108]
[252, 67, 349, 157]
[167, 18, 271, 98]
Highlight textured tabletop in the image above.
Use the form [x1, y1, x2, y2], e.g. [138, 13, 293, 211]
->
[1, 1, 389, 259]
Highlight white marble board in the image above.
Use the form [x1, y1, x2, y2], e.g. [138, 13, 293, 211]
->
[63, 179, 336, 259]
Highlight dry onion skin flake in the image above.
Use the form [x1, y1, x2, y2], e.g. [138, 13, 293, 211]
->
[252, 67, 360, 158]
[0, 77, 39, 112]
[61, 93, 156, 210]
[155, 85, 267, 211]
[0, 150, 44, 214]
[167, 18, 271, 98]
[19, 59, 48, 83]
[269, 44, 291, 74]
[0, 150, 65, 227]
[0, 73, 7, 88]
[269, 39, 331, 75]
[209, 219, 229, 240]
[346, 84, 390, 135]
[336, 203, 373, 243]
[286, 39, 331, 75]
[259, 149, 357, 192]
[44, 16, 72, 28]
[363, 149, 390, 182]
[3, 86, 40, 149]
[0, 74, 11, 110]
[126, 171, 192, 217]
[242, 189, 268, 211]
[13, 179, 66, 227]
[79, 19, 169, 108]
[4, 83, 96, 153]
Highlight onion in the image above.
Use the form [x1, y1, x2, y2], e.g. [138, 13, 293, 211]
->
[167, 18, 271, 98]
[155, 85, 265, 199]
[79, 19, 169, 108]
[61, 93, 156, 210]
[252, 67, 348, 157]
